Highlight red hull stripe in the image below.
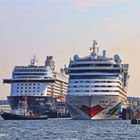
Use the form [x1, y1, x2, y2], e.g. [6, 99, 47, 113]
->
[80, 105, 104, 118]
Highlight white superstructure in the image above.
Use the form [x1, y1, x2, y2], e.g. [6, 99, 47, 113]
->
[5, 56, 67, 97]
[65, 41, 129, 120]
[3, 56, 68, 117]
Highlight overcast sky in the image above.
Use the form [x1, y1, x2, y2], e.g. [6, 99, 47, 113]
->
[0, 0, 140, 99]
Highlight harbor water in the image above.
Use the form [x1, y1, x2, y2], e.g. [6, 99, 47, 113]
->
[0, 117, 140, 140]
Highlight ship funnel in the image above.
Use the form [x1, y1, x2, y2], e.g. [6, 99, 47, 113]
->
[103, 50, 106, 58]
[45, 56, 55, 71]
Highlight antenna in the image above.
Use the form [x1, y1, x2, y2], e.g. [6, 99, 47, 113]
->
[90, 40, 99, 55]
[93, 40, 97, 47]
[30, 55, 38, 66]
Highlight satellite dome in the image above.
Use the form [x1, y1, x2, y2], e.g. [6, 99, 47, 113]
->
[114, 54, 121, 63]
[74, 55, 79, 61]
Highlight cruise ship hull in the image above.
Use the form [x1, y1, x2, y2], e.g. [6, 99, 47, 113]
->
[67, 95, 121, 120]
[7, 96, 57, 118]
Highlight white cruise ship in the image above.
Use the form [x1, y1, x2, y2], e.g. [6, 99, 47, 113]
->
[3, 56, 68, 117]
[65, 41, 129, 120]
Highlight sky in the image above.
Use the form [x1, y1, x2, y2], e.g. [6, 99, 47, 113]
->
[0, 0, 140, 99]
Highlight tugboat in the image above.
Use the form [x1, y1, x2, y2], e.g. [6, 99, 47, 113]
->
[0, 94, 48, 120]
[131, 119, 140, 124]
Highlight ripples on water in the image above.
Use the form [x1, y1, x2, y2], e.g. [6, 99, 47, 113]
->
[0, 117, 140, 140]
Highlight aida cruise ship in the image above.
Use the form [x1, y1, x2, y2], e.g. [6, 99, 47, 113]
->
[65, 41, 129, 120]
[3, 56, 68, 117]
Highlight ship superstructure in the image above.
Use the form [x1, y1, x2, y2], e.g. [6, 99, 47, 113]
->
[3, 56, 68, 117]
[65, 41, 129, 120]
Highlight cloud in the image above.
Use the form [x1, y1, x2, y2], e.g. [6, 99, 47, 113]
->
[71, 0, 132, 11]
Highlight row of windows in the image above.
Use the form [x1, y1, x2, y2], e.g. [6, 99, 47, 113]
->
[13, 73, 47, 76]
[16, 90, 40, 93]
[68, 70, 122, 74]
[15, 83, 41, 86]
[13, 76, 44, 79]
[14, 69, 48, 72]
[69, 81, 121, 84]
[68, 90, 121, 92]
[69, 85, 120, 88]
[70, 64, 120, 68]
[69, 75, 120, 79]
[16, 86, 40, 89]
[15, 93, 44, 96]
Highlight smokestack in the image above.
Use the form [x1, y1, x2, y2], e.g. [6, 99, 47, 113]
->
[45, 56, 55, 71]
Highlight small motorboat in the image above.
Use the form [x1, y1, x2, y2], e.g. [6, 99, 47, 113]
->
[0, 95, 48, 120]
[131, 119, 140, 124]
[1, 112, 48, 120]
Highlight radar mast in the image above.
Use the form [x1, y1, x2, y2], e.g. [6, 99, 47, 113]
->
[30, 55, 38, 66]
[90, 40, 99, 56]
